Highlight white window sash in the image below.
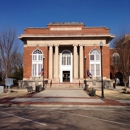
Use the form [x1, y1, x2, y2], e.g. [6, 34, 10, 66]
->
[32, 50, 43, 77]
[90, 50, 101, 77]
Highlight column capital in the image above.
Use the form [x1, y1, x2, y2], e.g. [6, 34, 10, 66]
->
[73, 44, 78, 46]
[48, 44, 53, 47]
[54, 44, 59, 47]
[79, 44, 84, 47]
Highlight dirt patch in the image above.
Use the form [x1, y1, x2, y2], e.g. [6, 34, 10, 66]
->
[96, 89, 130, 100]
[0, 88, 28, 99]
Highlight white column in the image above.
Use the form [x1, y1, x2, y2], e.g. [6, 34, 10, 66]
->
[73, 45, 78, 79]
[49, 45, 53, 79]
[54, 45, 59, 79]
[79, 45, 83, 79]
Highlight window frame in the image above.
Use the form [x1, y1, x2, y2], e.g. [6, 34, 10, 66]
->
[62, 51, 71, 66]
[112, 53, 120, 65]
[89, 49, 101, 77]
[32, 49, 43, 77]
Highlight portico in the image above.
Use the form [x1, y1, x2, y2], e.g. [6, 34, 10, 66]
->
[48, 44, 83, 83]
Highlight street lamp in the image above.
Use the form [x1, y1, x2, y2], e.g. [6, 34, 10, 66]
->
[84, 56, 87, 90]
[100, 41, 104, 98]
[43, 57, 45, 90]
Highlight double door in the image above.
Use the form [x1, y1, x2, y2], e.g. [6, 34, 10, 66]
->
[63, 71, 70, 82]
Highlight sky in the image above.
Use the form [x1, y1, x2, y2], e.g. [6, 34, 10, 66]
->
[0, 0, 130, 48]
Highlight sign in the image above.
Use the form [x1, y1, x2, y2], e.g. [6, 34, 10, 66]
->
[5, 78, 13, 86]
[5, 78, 13, 92]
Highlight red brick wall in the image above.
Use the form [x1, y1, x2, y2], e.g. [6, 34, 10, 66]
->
[103, 46, 110, 78]
[23, 45, 110, 79]
[23, 46, 48, 79]
[21, 24, 113, 81]
[110, 49, 118, 78]
[24, 27, 110, 35]
[84, 46, 110, 79]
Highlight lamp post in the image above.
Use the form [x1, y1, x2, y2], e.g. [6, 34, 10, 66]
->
[84, 56, 87, 90]
[43, 57, 45, 90]
[100, 41, 104, 98]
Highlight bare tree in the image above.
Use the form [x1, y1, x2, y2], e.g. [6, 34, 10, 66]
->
[112, 33, 130, 87]
[0, 28, 23, 79]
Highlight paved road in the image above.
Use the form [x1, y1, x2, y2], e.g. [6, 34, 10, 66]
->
[0, 106, 130, 130]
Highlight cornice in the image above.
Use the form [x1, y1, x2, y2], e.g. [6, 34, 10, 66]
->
[19, 34, 115, 39]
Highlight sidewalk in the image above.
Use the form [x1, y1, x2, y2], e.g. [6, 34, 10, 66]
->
[0, 86, 130, 108]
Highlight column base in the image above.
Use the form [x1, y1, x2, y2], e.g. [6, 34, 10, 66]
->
[73, 78, 80, 83]
[79, 79, 84, 83]
[52, 78, 60, 83]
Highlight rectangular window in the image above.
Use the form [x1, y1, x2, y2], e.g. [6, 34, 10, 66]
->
[90, 55, 94, 60]
[90, 64, 94, 76]
[62, 57, 66, 65]
[32, 64, 43, 77]
[33, 55, 36, 61]
[69, 57, 71, 65]
[38, 55, 40, 61]
[96, 64, 100, 76]
[67, 57, 69, 65]
[96, 55, 100, 60]
[64, 57, 66, 65]
[33, 55, 37, 61]
[62, 54, 71, 66]
[32, 64, 37, 76]
[38, 55, 43, 61]
[90, 64, 101, 77]
[38, 64, 42, 74]
[67, 57, 71, 65]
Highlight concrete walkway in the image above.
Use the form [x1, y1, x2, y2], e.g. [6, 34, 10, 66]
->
[11, 88, 104, 103]
[11, 98, 104, 103]
[33, 88, 90, 97]
[0, 87, 130, 108]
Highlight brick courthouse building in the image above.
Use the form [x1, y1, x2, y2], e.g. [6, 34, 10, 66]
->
[19, 22, 114, 85]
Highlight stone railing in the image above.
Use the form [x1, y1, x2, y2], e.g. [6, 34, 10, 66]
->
[85, 78, 114, 89]
[18, 79, 48, 89]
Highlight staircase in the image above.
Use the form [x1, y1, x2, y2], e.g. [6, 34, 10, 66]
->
[46, 83, 85, 89]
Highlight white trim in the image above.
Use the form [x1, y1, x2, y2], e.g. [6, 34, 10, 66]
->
[50, 27, 82, 31]
[60, 50, 73, 82]
[19, 34, 115, 39]
[89, 49, 101, 77]
[32, 49, 43, 77]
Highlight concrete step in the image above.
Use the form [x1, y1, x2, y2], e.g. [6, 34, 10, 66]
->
[46, 83, 84, 89]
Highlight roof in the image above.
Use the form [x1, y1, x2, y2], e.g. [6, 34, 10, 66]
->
[18, 22, 115, 42]
[48, 22, 84, 26]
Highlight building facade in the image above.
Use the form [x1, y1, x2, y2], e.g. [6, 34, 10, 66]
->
[19, 22, 114, 84]
[110, 34, 130, 86]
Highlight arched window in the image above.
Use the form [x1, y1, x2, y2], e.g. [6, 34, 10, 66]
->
[62, 51, 71, 65]
[32, 49, 43, 77]
[112, 53, 120, 65]
[89, 49, 101, 77]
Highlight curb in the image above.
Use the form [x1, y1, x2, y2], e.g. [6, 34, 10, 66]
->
[0, 103, 130, 109]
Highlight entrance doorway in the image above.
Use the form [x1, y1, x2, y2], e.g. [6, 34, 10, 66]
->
[63, 71, 70, 82]
[60, 49, 73, 82]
